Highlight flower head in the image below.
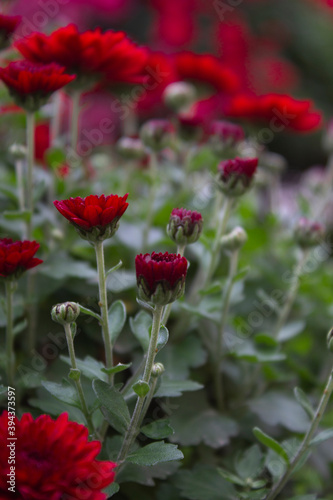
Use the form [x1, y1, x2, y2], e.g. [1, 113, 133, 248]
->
[0, 61, 75, 111]
[167, 208, 203, 246]
[209, 120, 244, 155]
[135, 251, 187, 305]
[16, 24, 148, 90]
[0, 238, 43, 280]
[0, 411, 116, 500]
[294, 218, 325, 248]
[54, 194, 129, 242]
[217, 157, 258, 197]
[0, 14, 21, 49]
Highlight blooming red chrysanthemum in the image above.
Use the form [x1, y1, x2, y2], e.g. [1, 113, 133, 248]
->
[224, 93, 322, 132]
[54, 194, 129, 241]
[16, 24, 148, 90]
[217, 157, 258, 197]
[135, 251, 188, 305]
[0, 238, 43, 279]
[174, 52, 240, 94]
[167, 208, 203, 245]
[0, 411, 116, 500]
[0, 14, 21, 49]
[0, 61, 75, 111]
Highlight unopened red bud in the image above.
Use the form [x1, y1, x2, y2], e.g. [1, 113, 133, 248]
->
[209, 120, 244, 155]
[294, 218, 325, 248]
[216, 157, 258, 197]
[167, 208, 203, 245]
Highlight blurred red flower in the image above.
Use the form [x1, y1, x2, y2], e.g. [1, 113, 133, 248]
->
[0, 239, 43, 279]
[34, 122, 50, 164]
[0, 411, 116, 499]
[0, 13, 21, 49]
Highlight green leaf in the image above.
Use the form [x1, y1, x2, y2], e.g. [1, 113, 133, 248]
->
[310, 427, 333, 446]
[106, 259, 123, 277]
[174, 465, 237, 500]
[141, 419, 174, 439]
[45, 146, 66, 168]
[109, 300, 127, 343]
[130, 310, 151, 351]
[277, 321, 305, 342]
[133, 379, 150, 397]
[40, 253, 97, 280]
[253, 427, 290, 465]
[107, 270, 136, 292]
[232, 266, 250, 283]
[0, 385, 7, 395]
[294, 387, 315, 419]
[156, 324, 169, 352]
[41, 380, 80, 408]
[155, 379, 203, 398]
[127, 441, 183, 466]
[101, 363, 132, 376]
[13, 319, 28, 336]
[235, 444, 264, 480]
[93, 379, 130, 434]
[61, 355, 107, 381]
[3, 210, 31, 221]
[217, 468, 246, 486]
[102, 482, 119, 497]
[78, 305, 101, 322]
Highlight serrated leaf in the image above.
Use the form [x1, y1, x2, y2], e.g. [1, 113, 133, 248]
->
[253, 427, 290, 465]
[93, 379, 130, 434]
[174, 465, 237, 500]
[277, 321, 305, 342]
[127, 441, 183, 466]
[41, 381, 80, 408]
[218, 467, 246, 486]
[133, 379, 150, 397]
[294, 387, 315, 419]
[61, 355, 107, 381]
[310, 427, 333, 446]
[155, 379, 203, 398]
[101, 363, 132, 375]
[141, 419, 174, 439]
[109, 300, 127, 343]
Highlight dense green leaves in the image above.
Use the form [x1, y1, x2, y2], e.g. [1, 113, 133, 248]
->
[127, 441, 183, 466]
[174, 466, 237, 500]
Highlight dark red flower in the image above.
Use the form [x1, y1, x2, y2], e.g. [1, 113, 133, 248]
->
[0, 411, 116, 500]
[0, 238, 43, 279]
[0, 14, 21, 49]
[174, 52, 240, 94]
[135, 251, 187, 305]
[0, 61, 75, 111]
[16, 24, 148, 90]
[217, 157, 258, 197]
[54, 194, 129, 241]
[224, 93, 322, 132]
[167, 208, 203, 245]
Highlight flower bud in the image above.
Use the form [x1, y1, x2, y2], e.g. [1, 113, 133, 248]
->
[151, 362, 165, 377]
[140, 119, 174, 152]
[116, 136, 147, 160]
[216, 157, 258, 197]
[163, 81, 196, 111]
[220, 227, 247, 251]
[9, 143, 27, 160]
[209, 120, 244, 155]
[167, 208, 203, 246]
[51, 302, 80, 325]
[294, 218, 325, 249]
[177, 114, 203, 142]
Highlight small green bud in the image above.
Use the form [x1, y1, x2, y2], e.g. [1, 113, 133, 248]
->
[163, 81, 196, 112]
[220, 227, 247, 251]
[9, 143, 27, 160]
[294, 218, 325, 249]
[151, 362, 165, 378]
[51, 302, 80, 325]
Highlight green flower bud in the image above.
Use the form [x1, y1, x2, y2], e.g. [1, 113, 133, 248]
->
[220, 227, 247, 251]
[51, 302, 80, 325]
[163, 81, 196, 112]
[294, 218, 325, 249]
[167, 208, 203, 246]
[151, 362, 165, 378]
[9, 143, 27, 160]
[140, 119, 174, 152]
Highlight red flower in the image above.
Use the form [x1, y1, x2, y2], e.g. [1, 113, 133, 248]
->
[174, 52, 240, 94]
[54, 194, 129, 241]
[217, 157, 258, 197]
[0, 411, 116, 500]
[16, 24, 148, 90]
[225, 93, 322, 132]
[0, 61, 75, 111]
[0, 238, 43, 279]
[167, 208, 203, 245]
[0, 14, 21, 49]
[34, 122, 50, 164]
[135, 251, 188, 305]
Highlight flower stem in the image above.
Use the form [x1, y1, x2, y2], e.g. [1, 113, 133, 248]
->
[142, 152, 158, 251]
[265, 363, 333, 500]
[205, 196, 234, 285]
[117, 305, 164, 463]
[215, 250, 239, 412]
[70, 90, 81, 154]
[5, 281, 15, 387]
[272, 249, 310, 338]
[162, 244, 186, 325]
[64, 323, 95, 435]
[26, 111, 35, 241]
[94, 241, 113, 385]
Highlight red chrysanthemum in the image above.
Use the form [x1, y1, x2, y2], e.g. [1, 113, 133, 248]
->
[224, 93, 322, 132]
[217, 157, 258, 197]
[54, 194, 129, 241]
[0, 411, 116, 500]
[173, 52, 240, 94]
[16, 24, 148, 90]
[167, 208, 203, 245]
[0, 14, 21, 49]
[135, 251, 188, 305]
[0, 61, 75, 111]
[0, 238, 43, 279]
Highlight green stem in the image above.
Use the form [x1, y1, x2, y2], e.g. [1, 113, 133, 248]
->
[272, 249, 310, 338]
[265, 363, 333, 500]
[215, 250, 239, 412]
[70, 90, 81, 154]
[64, 323, 95, 435]
[137, 377, 159, 429]
[142, 152, 158, 251]
[5, 281, 15, 387]
[117, 305, 164, 463]
[26, 111, 35, 241]
[95, 241, 113, 384]
[162, 244, 186, 325]
[205, 197, 234, 285]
